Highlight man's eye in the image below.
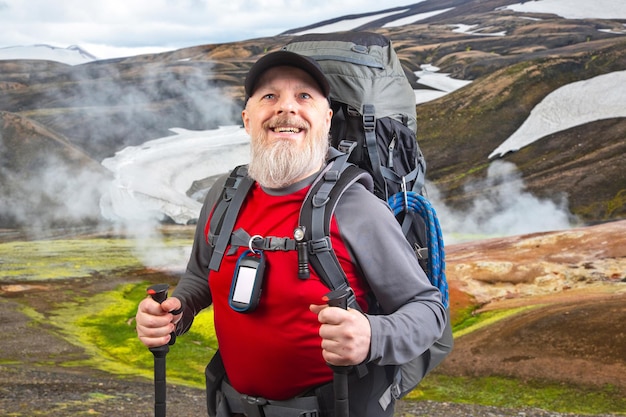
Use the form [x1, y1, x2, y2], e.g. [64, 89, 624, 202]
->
[262, 93, 275, 100]
[299, 92, 311, 99]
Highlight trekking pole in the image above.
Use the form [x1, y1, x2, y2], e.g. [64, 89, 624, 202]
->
[324, 288, 353, 417]
[146, 283, 176, 417]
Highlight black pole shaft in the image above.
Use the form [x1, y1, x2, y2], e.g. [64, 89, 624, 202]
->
[333, 368, 350, 417]
[150, 345, 169, 417]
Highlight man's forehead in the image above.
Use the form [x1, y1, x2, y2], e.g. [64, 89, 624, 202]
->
[254, 66, 325, 95]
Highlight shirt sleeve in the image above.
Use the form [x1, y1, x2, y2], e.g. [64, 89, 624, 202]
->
[171, 174, 228, 334]
[333, 182, 447, 366]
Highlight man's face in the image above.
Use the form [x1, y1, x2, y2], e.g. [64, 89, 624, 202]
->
[242, 66, 332, 188]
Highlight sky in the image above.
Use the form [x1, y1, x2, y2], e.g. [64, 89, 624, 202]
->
[0, 0, 419, 59]
[2, 0, 626, 59]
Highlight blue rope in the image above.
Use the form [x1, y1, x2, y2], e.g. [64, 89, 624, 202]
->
[388, 191, 448, 308]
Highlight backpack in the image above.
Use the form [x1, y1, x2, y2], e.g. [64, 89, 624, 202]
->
[282, 32, 439, 282]
[206, 31, 452, 407]
[283, 32, 452, 400]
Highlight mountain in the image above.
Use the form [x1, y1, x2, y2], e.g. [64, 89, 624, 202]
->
[0, 111, 110, 228]
[0, 44, 97, 65]
[0, 0, 625, 231]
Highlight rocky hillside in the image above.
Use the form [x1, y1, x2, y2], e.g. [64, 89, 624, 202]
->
[0, 0, 625, 229]
[442, 219, 626, 396]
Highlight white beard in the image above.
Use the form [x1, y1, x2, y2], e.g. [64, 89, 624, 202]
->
[248, 122, 329, 189]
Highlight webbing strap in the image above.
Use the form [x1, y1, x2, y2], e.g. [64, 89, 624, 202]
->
[379, 153, 426, 195]
[307, 153, 353, 294]
[230, 228, 297, 252]
[362, 104, 384, 195]
[209, 166, 254, 272]
[221, 380, 321, 417]
[305, 161, 374, 381]
[302, 150, 373, 310]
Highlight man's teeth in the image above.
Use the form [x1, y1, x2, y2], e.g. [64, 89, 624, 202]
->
[273, 127, 301, 133]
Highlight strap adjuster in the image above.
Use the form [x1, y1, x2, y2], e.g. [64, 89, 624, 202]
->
[337, 140, 357, 154]
[362, 104, 376, 131]
[309, 237, 332, 253]
[324, 169, 340, 182]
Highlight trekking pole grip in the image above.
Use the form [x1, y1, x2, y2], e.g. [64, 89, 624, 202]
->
[147, 283, 177, 346]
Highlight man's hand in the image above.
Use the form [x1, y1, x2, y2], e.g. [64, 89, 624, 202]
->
[136, 296, 182, 348]
[310, 303, 371, 366]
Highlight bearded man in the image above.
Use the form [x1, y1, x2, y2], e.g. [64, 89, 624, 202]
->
[136, 50, 446, 417]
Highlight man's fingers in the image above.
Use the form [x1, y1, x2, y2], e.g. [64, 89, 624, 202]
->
[138, 333, 172, 348]
[311, 303, 349, 325]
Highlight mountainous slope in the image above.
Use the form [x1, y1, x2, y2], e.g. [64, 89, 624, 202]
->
[0, 111, 109, 227]
[0, 0, 625, 229]
[411, 45, 626, 221]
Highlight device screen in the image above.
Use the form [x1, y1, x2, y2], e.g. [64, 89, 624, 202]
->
[232, 265, 257, 304]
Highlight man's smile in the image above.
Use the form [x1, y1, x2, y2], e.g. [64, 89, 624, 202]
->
[271, 126, 302, 133]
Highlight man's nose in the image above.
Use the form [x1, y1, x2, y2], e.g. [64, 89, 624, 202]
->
[276, 95, 297, 113]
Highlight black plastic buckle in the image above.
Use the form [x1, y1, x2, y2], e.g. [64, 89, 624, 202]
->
[266, 237, 295, 251]
[241, 394, 267, 417]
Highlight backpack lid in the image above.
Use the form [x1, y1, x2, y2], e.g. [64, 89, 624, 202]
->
[283, 32, 417, 133]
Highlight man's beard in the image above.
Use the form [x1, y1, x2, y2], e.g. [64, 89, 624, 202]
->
[247, 119, 329, 189]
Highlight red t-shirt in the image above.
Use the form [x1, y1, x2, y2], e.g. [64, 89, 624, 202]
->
[207, 182, 369, 400]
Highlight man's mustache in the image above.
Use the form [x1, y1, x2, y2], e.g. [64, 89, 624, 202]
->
[263, 116, 310, 131]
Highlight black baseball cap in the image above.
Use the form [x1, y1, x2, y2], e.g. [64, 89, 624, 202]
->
[244, 50, 331, 100]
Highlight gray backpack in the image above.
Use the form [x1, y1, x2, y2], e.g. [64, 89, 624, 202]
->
[283, 32, 453, 401]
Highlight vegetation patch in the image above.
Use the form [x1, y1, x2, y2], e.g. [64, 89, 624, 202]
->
[47, 282, 217, 388]
[0, 236, 191, 281]
[408, 374, 626, 416]
[452, 305, 539, 337]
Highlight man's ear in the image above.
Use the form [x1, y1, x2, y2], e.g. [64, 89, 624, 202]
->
[242, 109, 251, 134]
[326, 108, 333, 131]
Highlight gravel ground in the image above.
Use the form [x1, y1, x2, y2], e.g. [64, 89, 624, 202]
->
[0, 362, 620, 417]
[1, 292, 623, 417]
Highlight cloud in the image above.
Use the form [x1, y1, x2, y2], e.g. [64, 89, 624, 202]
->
[0, 0, 413, 58]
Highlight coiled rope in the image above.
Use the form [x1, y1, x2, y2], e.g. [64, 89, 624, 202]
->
[388, 191, 448, 308]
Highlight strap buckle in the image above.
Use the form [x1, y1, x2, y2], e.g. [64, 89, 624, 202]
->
[241, 394, 267, 417]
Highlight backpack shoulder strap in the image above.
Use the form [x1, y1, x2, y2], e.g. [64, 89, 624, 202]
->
[208, 165, 254, 272]
[300, 147, 374, 307]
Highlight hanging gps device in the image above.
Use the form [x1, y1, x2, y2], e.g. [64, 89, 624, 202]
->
[229, 249, 266, 313]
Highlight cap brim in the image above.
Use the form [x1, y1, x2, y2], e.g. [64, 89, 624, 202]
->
[244, 50, 330, 99]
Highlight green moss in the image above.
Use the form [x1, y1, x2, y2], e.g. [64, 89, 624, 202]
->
[0, 236, 191, 281]
[407, 374, 626, 415]
[575, 188, 626, 222]
[607, 189, 626, 218]
[48, 282, 217, 388]
[453, 306, 539, 338]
